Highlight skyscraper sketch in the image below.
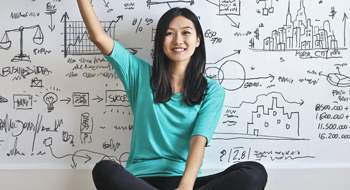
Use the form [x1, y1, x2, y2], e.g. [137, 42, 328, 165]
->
[262, 0, 339, 51]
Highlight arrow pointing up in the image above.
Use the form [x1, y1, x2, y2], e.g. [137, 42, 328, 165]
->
[60, 12, 69, 23]
[343, 13, 348, 47]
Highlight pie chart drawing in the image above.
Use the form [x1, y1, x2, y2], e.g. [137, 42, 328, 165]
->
[218, 60, 246, 91]
[205, 60, 246, 91]
[326, 73, 350, 87]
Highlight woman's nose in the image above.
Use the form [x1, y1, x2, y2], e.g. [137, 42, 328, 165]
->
[173, 33, 184, 44]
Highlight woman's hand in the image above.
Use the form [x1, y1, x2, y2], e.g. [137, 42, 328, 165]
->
[175, 136, 207, 190]
[174, 186, 192, 190]
[76, 0, 113, 55]
[175, 177, 195, 190]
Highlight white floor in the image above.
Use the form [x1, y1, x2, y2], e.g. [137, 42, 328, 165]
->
[0, 168, 348, 190]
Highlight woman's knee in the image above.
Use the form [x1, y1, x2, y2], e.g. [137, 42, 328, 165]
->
[92, 159, 123, 179]
[242, 161, 268, 188]
[92, 160, 125, 190]
[226, 161, 268, 188]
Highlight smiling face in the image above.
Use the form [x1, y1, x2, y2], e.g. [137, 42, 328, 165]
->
[162, 16, 200, 67]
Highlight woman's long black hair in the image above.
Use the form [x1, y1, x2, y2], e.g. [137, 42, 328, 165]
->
[151, 7, 207, 106]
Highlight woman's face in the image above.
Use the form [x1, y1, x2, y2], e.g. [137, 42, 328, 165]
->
[163, 16, 200, 67]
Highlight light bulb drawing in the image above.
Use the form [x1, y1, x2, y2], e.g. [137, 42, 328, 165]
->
[0, 25, 44, 62]
[43, 92, 58, 113]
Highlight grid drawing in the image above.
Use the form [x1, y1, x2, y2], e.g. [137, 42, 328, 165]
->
[63, 20, 116, 57]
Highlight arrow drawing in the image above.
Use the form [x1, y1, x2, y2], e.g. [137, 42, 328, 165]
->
[45, 2, 57, 32]
[343, 13, 348, 47]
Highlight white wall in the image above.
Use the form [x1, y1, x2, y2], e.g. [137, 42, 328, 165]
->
[1, 0, 350, 189]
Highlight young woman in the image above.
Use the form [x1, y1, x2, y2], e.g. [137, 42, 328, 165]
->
[77, 1, 267, 189]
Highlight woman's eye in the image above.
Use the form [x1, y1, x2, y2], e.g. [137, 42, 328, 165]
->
[165, 31, 173, 36]
[183, 31, 191, 35]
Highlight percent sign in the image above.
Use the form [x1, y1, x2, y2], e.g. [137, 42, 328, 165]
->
[132, 18, 143, 33]
[132, 18, 153, 33]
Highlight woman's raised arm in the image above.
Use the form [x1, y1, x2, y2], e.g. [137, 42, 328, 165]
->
[77, 0, 114, 55]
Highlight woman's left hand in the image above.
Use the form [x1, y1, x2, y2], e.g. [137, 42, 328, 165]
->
[174, 187, 192, 190]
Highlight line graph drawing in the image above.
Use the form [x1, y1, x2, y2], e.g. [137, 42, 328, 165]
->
[0, 25, 44, 62]
[252, 0, 346, 59]
[213, 91, 307, 141]
[61, 13, 122, 57]
[146, 0, 194, 8]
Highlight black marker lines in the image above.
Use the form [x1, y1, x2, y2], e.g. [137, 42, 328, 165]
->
[61, 12, 122, 57]
[0, 25, 44, 62]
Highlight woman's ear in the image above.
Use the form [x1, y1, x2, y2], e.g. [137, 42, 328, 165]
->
[196, 37, 200, 47]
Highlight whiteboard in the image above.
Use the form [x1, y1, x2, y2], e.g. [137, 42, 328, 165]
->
[0, 0, 350, 171]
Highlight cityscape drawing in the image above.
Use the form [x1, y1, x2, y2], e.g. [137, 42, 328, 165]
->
[253, 0, 345, 59]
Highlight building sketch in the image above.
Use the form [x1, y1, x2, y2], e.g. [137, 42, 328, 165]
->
[247, 97, 300, 137]
[263, 0, 339, 51]
[213, 92, 307, 141]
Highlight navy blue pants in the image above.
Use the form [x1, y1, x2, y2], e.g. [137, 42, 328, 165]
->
[92, 160, 267, 190]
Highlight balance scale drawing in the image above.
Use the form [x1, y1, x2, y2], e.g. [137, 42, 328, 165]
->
[0, 25, 44, 62]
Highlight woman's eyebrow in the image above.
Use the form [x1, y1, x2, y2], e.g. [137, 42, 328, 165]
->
[167, 26, 194, 30]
